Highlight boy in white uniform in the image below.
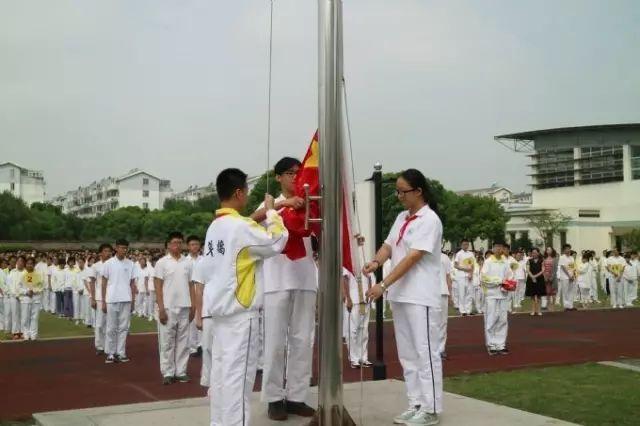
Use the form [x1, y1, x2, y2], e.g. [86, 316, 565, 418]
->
[91, 244, 112, 354]
[252, 157, 317, 421]
[194, 168, 288, 426]
[576, 253, 592, 306]
[8, 257, 27, 339]
[19, 257, 45, 340]
[51, 258, 66, 317]
[453, 240, 474, 316]
[589, 252, 600, 303]
[438, 251, 452, 359]
[47, 257, 57, 314]
[63, 257, 77, 319]
[558, 244, 577, 311]
[72, 258, 88, 325]
[154, 232, 195, 384]
[605, 248, 626, 309]
[134, 257, 146, 316]
[628, 252, 639, 305]
[481, 242, 512, 355]
[35, 254, 49, 312]
[512, 252, 527, 309]
[0, 262, 7, 332]
[83, 257, 96, 327]
[342, 267, 373, 368]
[101, 239, 136, 363]
[186, 235, 203, 358]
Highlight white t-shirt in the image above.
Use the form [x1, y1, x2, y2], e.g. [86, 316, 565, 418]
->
[146, 265, 156, 292]
[453, 250, 475, 282]
[35, 262, 49, 285]
[576, 261, 591, 288]
[481, 255, 511, 299]
[93, 261, 106, 301]
[102, 256, 135, 303]
[257, 195, 318, 294]
[51, 268, 66, 292]
[384, 205, 443, 308]
[439, 252, 451, 296]
[557, 255, 576, 281]
[514, 259, 526, 280]
[153, 254, 193, 309]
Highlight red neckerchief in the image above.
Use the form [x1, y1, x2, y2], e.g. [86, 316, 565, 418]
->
[396, 214, 418, 246]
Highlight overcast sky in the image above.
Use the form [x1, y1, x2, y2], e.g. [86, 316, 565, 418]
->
[1, 0, 639, 198]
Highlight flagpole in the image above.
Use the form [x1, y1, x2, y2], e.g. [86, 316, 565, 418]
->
[315, 0, 350, 424]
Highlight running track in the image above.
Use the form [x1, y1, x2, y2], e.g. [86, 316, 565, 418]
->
[1, 308, 639, 421]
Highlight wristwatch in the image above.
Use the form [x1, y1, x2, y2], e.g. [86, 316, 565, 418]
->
[380, 282, 387, 291]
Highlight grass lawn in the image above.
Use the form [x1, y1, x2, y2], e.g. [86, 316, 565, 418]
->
[444, 363, 640, 426]
[1, 311, 157, 341]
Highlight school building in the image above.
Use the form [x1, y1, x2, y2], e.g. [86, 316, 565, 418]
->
[0, 161, 46, 205]
[497, 123, 640, 253]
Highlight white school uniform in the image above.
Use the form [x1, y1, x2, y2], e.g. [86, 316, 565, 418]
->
[35, 262, 49, 312]
[18, 271, 44, 340]
[385, 205, 443, 415]
[187, 254, 203, 354]
[481, 256, 511, 351]
[606, 256, 626, 308]
[576, 260, 592, 304]
[154, 254, 193, 378]
[557, 255, 577, 309]
[8, 269, 25, 334]
[258, 195, 318, 405]
[511, 259, 527, 308]
[0, 269, 7, 331]
[588, 258, 599, 302]
[343, 268, 373, 365]
[92, 261, 107, 350]
[472, 262, 484, 313]
[438, 252, 451, 356]
[146, 265, 156, 319]
[47, 265, 57, 313]
[454, 250, 475, 315]
[623, 260, 637, 306]
[72, 267, 86, 321]
[102, 256, 135, 357]
[196, 207, 287, 426]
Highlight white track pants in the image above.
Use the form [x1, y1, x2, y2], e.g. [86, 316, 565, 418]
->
[84, 294, 94, 326]
[391, 301, 443, 414]
[42, 289, 50, 311]
[189, 320, 202, 353]
[157, 307, 190, 378]
[94, 301, 106, 350]
[451, 280, 459, 309]
[2, 297, 10, 332]
[458, 279, 473, 314]
[484, 298, 508, 351]
[209, 313, 259, 426]
[261, 290, 316, 404]
[347, 304, 370, 364]
[512, 280, 526, 308]
[49, 291, 56, 313]
[105, 302, 131, 357]
[559, 280, 576, 309]
[147, 291, 156, 318]
[626, 280, 637, 306]
[201, 317, 214, 387]
[473, 286, 484, 313]
[20, 301, 40, 339]
[610, 279, 626, 307]
[72, 292, 83, 320]
[10, 298, 21, 334]
[578, 287, 591, 304]
[437, 295, 448, 355]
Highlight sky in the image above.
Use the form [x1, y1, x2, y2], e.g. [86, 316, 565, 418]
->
[1, 0, 639, 198]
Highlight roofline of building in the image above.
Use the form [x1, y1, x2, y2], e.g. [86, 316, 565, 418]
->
[494, 123, 640, 141]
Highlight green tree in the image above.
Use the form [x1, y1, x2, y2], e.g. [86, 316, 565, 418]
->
[0, 191, 32, 239]
[442, 194, 508, 248]
[247, 171, 278, 214]
[524, 211, 571, 248]
[512, 233, 534, 251]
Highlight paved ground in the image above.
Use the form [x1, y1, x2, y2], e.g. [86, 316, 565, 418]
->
[33, 379, 577, 426]
[2, 307, 640, 421]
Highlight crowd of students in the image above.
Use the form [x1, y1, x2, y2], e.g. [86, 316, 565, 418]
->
[0, 160, 639, 426]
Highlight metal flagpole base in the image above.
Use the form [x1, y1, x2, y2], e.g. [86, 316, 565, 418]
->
[372, 361, 387, 381]
[307, 406, 357, 426]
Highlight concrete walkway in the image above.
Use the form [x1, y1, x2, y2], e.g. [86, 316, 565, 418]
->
[34, 379, 575, 426]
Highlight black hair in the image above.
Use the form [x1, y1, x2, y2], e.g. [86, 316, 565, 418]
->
[57, 257, 66, 265]
[274, 157, 301, 175]
[531, 247, 540, 254]
[16, 255, 26, 263]
[25, 257, 35, 265]
[398, 169, 440, 217]
[98, 243, 113, 253]
[461, 238, 470, 244]
[562, 244, 572, 251]
[115, 238, 129, 247]
[216, 168, 248, 201]
[167, 231, 184, 242]
[493, 240, 506, 246]
[67, 257, 75, 264]
[186, 235, 201, 244]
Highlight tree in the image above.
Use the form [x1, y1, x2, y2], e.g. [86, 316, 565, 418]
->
[442, 194, 508, 248]
[247, 171, 279, 214]
[512, 234, 534, 251]
[0, 191, 32, 239]
[622, 229, 640, 252]
[523, 211, 571, 248]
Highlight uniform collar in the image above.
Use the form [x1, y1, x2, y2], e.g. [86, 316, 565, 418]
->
[216, 207, 240, 217]
[405, 204, 430, 219]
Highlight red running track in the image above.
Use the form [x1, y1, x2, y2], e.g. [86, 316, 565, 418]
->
[1, 308, 639, 421]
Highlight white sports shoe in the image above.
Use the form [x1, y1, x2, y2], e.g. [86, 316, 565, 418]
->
[406, 409, 439, 425]
[393, 407, 419, 424]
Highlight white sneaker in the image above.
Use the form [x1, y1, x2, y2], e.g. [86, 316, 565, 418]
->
[393, 407, 419, 424]
[406, 409, 439, 425]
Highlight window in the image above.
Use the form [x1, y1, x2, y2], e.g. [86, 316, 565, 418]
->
[579, 146, 623, 185]
[531, 148, 575, 189]
[143, 202, 149, 210]
[631, 145, 640, 180]
[10, 182, 15, 191]
[143, 190, 149, 197]
[143, 178, 149, 185]
[9, 169, 15, 179]
[578, 209, 600, 218]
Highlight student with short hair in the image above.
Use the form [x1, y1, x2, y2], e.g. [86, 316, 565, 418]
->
[153, 232, 195, 384]
[19, 257, 44, 340]
[606, 248, 626, 309]
[51, 257, 66, 317]
[7, 256, 27, 339]
[481, 241, 512, 355]
[91, 244, 112, 354]
[35, 254, 49, 313]
[185, 235, 203, 358]
[101, 239, 136, 363]
[0, 259, 7, 332]
[194, 168, 288, 426]
[453, 239, 474, 316]
[558, 244, 577, 311]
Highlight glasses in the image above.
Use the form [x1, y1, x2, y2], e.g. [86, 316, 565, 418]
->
[395, 188, 416, 196]
[282, 170, 298, 177]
